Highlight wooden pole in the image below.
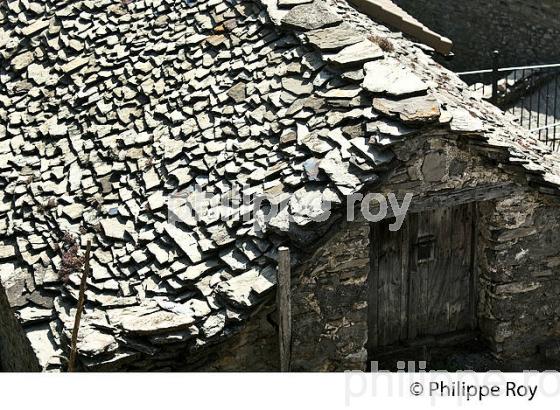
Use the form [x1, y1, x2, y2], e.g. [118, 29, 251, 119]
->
[68, 240, 92, 372]
[277, 246, 291, 372]
[491, 50, 500, 104]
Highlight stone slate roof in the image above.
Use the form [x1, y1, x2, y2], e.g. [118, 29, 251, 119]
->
[1, 0, 560, 371]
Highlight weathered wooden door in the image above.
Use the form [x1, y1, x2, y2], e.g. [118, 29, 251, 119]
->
[368, 203, 477, 351]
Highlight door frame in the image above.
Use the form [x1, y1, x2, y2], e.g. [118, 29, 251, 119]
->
[367, 201, 479, 354]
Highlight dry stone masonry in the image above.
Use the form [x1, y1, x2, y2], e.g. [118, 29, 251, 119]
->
[1, 0, 560, 371]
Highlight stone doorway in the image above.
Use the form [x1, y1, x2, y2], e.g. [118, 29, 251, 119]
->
[367, 203, 479, 367]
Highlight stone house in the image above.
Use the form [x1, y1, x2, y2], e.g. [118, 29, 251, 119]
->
[1, 0, 560, 372]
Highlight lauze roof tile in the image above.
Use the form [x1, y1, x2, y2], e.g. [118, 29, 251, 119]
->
[0, 0, 559, 371]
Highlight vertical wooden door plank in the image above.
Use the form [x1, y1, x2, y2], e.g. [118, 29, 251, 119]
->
[417, 210, 432, 336]
[368, 223, 380, 352]
[378, 222, 389, 346]
[407, 213, 419, 341]
[429, 206, 452, 335]
[387, 226, 403, 345]
[399, 218, 410, 341]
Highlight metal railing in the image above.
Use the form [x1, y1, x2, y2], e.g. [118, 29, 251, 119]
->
[457, 51, 560, 151]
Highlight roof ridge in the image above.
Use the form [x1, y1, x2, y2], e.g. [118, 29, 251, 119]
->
[259, 0, 453, 54]
[347, 0, 453, 55]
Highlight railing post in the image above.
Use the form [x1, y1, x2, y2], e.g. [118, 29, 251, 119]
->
[491, 50, 500, 104]
[277, 246, 291, 372]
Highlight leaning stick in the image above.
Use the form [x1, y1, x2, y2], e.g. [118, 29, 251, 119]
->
[68, 240, 92, 372]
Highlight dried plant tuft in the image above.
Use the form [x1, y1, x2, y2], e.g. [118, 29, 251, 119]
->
[368, 34, 395, 52]
[59, 232, 85, 283]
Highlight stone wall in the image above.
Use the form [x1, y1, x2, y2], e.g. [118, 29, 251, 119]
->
[291, 220, 370, 371]
[478, 193, 560, 358]
[393, 0, 560, 71]
[191, 306, 279, 371]
[0, 280, 41, 371]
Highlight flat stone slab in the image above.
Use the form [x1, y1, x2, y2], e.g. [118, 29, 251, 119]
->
[165, 223, 203, 263]
[62, 203, 85, 220]
[450, 107, 484, 132]
[12, 51, 34, 70]
[25, 324, 62, 369]
[305, 25, 363, 51]
[0, 244, 16, 259]
[278, 0, 313, 7]
[227, 82, 247, 103]
[21, 19, 50, 37]
[328, 39, 384, 66]
[282, 76, 314, 95]
[350, 137, 394, 166]
[373, 95, 441, 123]
[319, 149, 362, 195]
[18, 307, 54, 324]
[374, 119, 417, 137]
[149, 327, 199, 345]
[281, 2, 343, 31]
[100, 218, 126, 240]
[111, 305, 197, 336]
[289, 185, 341, 226]
[363, 60, 428, 96]
[78, 329, 119, 357]
[299, 131, 334, 154]
[216, 267, 276, 308]
[27, 63, 54, 85]
[319, 84, 362, 99]
[61, 57, 89, 74]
